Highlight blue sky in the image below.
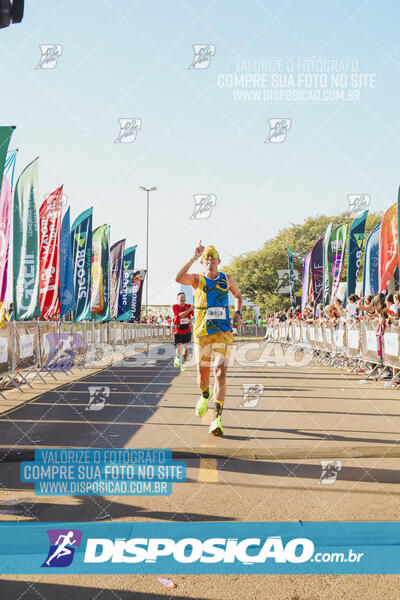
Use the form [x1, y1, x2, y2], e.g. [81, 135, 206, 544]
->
[1, 0, 399, 304]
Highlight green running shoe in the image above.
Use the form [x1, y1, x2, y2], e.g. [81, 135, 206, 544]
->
[195, 387, 212, 417]
[174, 356, 180, 368]
[209, 415, 223, 437]
[180, 363, 187, 371]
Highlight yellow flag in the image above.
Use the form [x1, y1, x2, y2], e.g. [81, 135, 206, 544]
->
[0, 302, 6, 328]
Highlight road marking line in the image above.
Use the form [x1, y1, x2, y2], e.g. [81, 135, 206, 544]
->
[198, 458, 219, 482]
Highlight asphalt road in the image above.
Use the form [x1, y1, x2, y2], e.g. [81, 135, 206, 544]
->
[1, 341, 400, 598]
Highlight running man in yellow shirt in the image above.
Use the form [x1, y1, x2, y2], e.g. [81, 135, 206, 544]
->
[175, 242, 242, 436]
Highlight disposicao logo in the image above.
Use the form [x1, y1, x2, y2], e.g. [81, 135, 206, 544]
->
[39, 531, 366, 571]
[82, 535, 314, 565]
[42, 529, 82, 568]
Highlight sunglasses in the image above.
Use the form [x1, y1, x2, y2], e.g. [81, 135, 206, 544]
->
[203, 252, 219, 260]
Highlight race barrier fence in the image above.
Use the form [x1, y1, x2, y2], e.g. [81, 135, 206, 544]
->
[6, 318, 397, 397]
[267, 319, 400, 375]
[238, 325, 267, 338]
[0, 322, 173, 398]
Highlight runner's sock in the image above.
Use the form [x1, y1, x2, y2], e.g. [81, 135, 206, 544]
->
[202, 388, 211, 399]
[213, 401, 223, 418]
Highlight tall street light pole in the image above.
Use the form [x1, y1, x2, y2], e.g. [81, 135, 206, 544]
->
[139, 186, 157, 317]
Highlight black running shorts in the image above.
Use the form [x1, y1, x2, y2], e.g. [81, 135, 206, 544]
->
[174, 331, 191, 346]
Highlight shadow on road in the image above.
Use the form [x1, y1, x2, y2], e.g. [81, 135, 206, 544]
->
[217, 458, 400, 485]
[0, 486, 236, 522]
[0, 581, 198, 600]
[0, 350, 181, 449]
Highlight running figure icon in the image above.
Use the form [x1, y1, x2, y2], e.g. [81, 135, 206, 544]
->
[45, 531, 78, 566]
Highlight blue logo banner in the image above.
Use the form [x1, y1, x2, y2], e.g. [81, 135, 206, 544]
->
[346, 210, 368, 300]
[60, 206, 76, 317]
[363, 219, 381, 296]
[2, 522, 400, 574]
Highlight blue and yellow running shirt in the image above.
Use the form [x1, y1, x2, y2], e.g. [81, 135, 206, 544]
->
[193, 272, 232, 337]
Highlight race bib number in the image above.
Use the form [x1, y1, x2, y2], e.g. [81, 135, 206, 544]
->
[206, 307, 226, 320]
[180, 318, 189, 324]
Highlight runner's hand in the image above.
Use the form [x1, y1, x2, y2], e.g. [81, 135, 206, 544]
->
[232, 311, 242, 333]
[193, 241, 204, 260]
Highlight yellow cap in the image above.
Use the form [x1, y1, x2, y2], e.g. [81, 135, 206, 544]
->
[203, 245, 219, 259]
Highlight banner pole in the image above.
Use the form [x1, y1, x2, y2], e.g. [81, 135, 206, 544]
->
[11, 320, 16, 374]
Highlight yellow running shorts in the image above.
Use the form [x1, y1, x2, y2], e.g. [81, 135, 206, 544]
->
[194, 331, 234, 365]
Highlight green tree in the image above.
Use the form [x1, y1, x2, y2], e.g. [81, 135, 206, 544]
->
[224, 212, 382, 314]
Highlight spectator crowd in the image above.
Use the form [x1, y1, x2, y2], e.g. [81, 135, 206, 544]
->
[267, 292, 400, 328]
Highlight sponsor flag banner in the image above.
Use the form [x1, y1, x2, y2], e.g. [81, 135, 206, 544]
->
[301, 251, 311, 313]
[2, 521, 400, 573]
[13, 157, 41, 320]
[116, 245, 137, 321]
[310, 237, 323, 304]
[39, 187, 63, 319]
[0, 149, 17, 302]
[91, 224, 111, 321]
[329, 223, 349, 300]
[109, 239, 125, 320]
[91, 225, 106, 314]
[322, 222, 332, 307]
[398, 186, 400, 275]
[346, 210, 368, 300]
[60, 206, 76, 317]
[131, 270, 146, 322]
[379, 202, 398, 292]
[0, 126, 15, 195]
[287, 246, 296, 311]
[363, 220, 381, 296]
[71, 208, 93, 322]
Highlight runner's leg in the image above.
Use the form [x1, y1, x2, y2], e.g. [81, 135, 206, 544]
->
[212, 353, 228, 417]
[181, 343, 189, 370]
[174, 341, 182, 367]
[208, 333, 233, 435]
[194, 338, 213, 417]
[198, 362, 210, 391]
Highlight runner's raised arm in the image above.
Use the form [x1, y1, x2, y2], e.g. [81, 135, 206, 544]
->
[175, 241, 204, 287]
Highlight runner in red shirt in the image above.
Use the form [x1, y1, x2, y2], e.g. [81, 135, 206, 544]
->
[172, 292, 194, 371]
